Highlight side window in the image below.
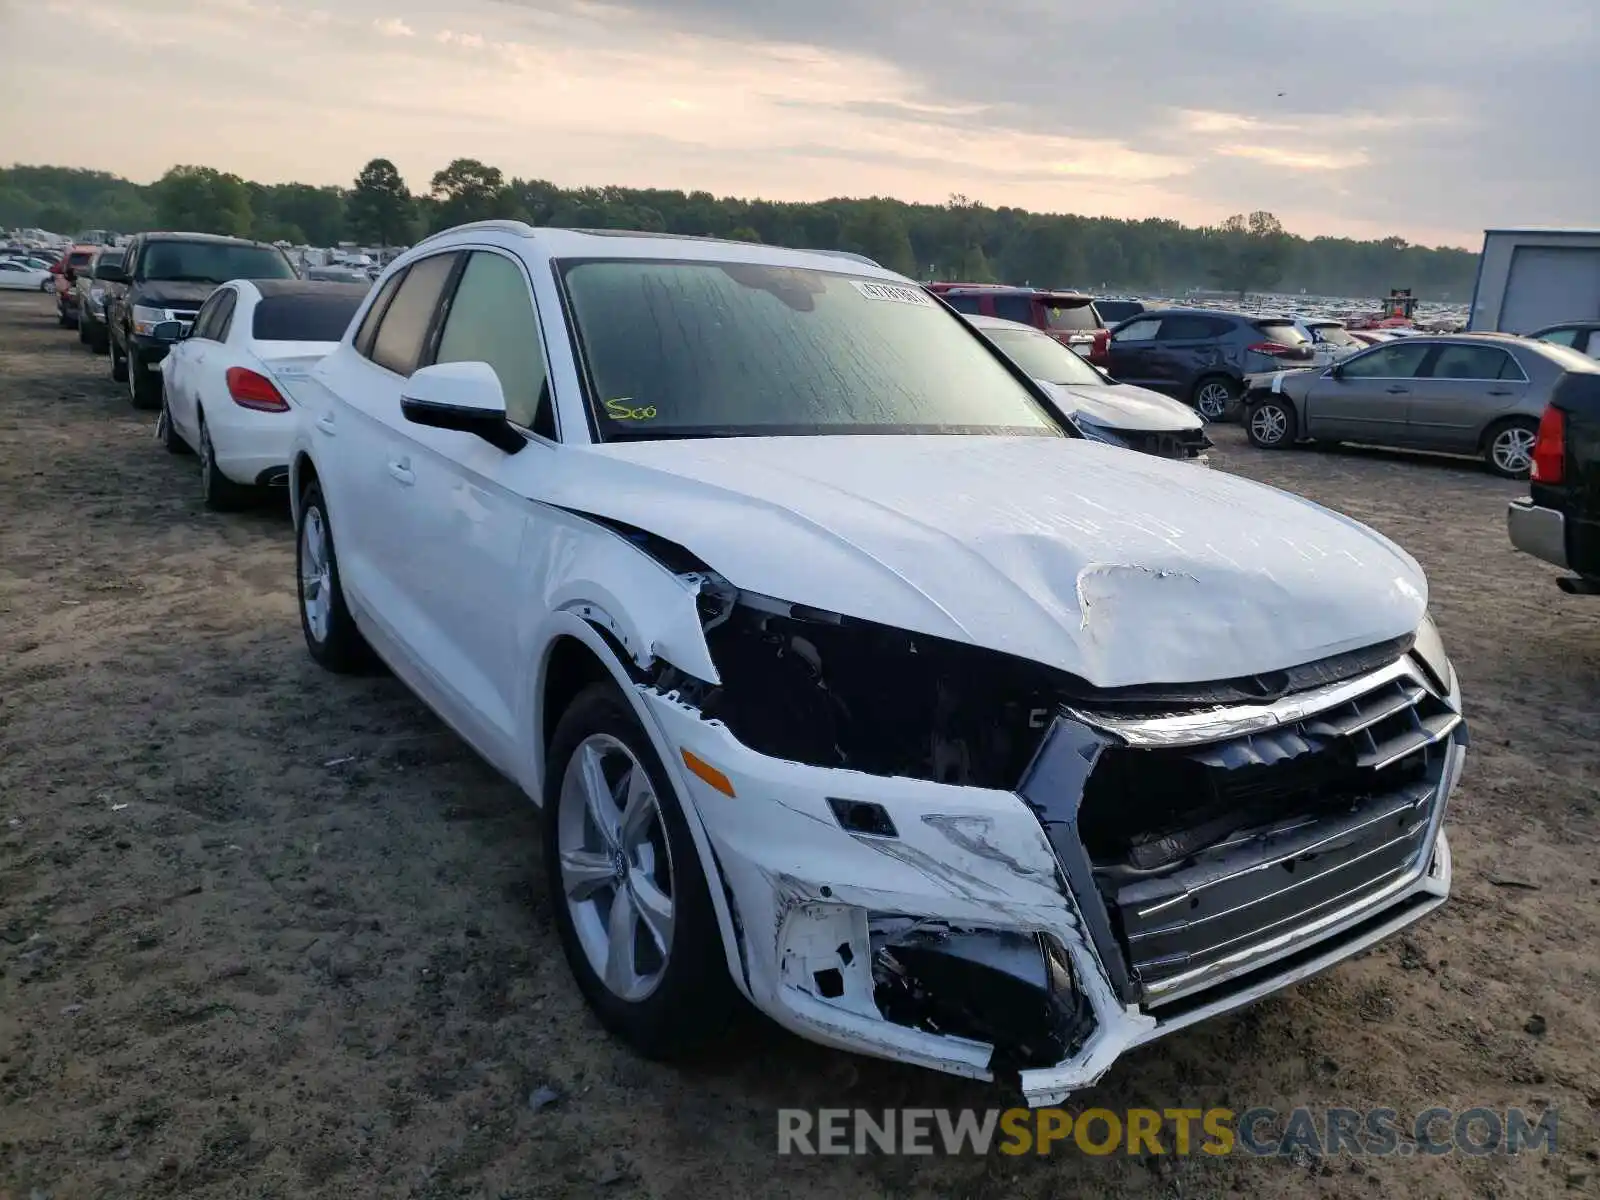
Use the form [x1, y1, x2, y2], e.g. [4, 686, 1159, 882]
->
[1113, 318, 1162, 341]
[370, 253, 458, 376]
[1585, 331, 1600, 360]
[991, 294, 1034, 324]
[434, 251, 554, 437]
[1340, 342, 1431, 379]
[123, 241, 141, 280]
[1426, 344, 1516, 381]
[945, 294, 983, 315]
[1155, 315, 1214, 340]
[1536, 327, 1579, 348]
[213, 290, 238, 342]
[354, 269, 407, 358]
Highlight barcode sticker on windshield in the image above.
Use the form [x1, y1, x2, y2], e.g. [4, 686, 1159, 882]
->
[852, 281, 935, 306]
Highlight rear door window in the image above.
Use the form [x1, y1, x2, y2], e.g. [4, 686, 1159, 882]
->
[1536, 327, 1580, 348]
[944, 293, 985, 315]
[369, 253, 458, 376]
[1426, 344, 1523, 381]
[1155, 314, 1220, 340]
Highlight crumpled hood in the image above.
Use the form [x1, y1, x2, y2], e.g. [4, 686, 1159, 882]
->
[1040, 381, 1204, 433]
[559, 435, 1426, 688]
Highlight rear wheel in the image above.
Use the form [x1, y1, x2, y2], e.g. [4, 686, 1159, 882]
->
[1484, 417, 1538, 480]
[544, 682, 737, 1058]
[1246, 398, 1298, 449]
[198, 414, 253, 510]
[296, 481, 375, 673]
[1192, 376, 1240, 421]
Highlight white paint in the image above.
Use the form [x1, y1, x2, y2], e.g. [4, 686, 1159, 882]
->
[1037, 380, 1203, 433]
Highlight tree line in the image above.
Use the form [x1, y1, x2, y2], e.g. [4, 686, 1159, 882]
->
[0, 160, 1481, 299]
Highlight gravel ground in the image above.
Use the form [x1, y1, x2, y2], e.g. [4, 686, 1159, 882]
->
[2, 290, 1597, 1200]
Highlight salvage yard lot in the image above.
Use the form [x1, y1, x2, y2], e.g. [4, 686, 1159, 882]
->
[1, 287, 1597, 1200]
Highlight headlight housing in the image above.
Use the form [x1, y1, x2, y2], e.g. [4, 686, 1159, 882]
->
[1412, 613, 1453, 696]
[131, 304, 168, 335]
[1071, 415, 1128, 449]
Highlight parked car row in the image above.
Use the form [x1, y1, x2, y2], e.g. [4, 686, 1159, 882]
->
[32, 221, 1472, 1106]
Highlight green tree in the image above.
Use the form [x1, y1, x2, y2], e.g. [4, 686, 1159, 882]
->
[151, 165, 253, 236]
[841, 203, 915, 274]
[347, 158, 415, 247]
[429, 158, 508, 231]
[1209, 210, 1290, 299]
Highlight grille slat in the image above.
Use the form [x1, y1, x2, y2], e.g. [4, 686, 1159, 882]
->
[1070, 655, 1458, 1006]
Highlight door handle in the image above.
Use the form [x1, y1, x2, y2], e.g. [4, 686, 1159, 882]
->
[1488, 388, 1512, 396]
[387, 459, 415, 486]
[314, 414, 336, 436]
[1385, 386, 1409, 394]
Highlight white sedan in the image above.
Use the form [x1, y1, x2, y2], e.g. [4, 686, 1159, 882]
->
[964, 314, 1209, 460]
[0, 260, 53, 291]
[156, 279, 369, 509]
[286, 223, 1465, 1105]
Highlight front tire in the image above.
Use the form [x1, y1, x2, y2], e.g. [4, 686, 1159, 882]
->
[1246, 398, 1298, 449]
[1484, 417, 1538, 480]
[127, 349, 160, 410]
[1192, 375, 1240, 421]
[295, 481, 375, 673]
[543, 682, 736, 1058]
[110, 335, 129, 383]
[157, 394, 189, 454]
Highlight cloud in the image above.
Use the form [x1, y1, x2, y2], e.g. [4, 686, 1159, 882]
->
[3, 0, 1592, 246]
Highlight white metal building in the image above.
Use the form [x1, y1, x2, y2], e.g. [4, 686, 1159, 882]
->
[1467, 228, 1600, 333]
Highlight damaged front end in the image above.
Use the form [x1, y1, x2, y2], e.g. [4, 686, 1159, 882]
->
[637, 581, 1464, 1104]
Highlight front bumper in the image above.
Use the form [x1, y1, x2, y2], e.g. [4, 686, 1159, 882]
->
[639, 650, 1465, 1104]
[1506, 499, 1568, 569]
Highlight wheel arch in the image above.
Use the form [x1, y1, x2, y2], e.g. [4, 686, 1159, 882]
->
[288, 450, 320, 528]
[531, 618, 752, 1003]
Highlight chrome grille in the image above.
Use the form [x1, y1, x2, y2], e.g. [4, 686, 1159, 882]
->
[1056, 655, 1461, 1007]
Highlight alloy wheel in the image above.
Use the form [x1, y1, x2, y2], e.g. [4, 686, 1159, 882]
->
[1491, 426, 1536, 476]
[299, 506, 333, 644]
[556, 734, 676, 1003]
[1250, 403, 1289, 446]
[1196, 383, 1232, 419]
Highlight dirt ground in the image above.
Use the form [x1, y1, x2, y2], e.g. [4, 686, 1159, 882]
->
[1, 288, 1597, 1200]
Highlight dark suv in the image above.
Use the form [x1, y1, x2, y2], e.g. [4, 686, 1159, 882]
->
[101, 232, 298, 408]
[1100, 308, 1315, 419]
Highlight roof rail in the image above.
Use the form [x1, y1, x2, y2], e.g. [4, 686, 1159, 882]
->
[411, 219, 538, 250]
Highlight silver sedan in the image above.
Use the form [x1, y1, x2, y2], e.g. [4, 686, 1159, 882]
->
[1241, 334, 1600, 479]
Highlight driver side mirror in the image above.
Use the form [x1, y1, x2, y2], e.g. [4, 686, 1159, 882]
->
[150, 321, 185, 341]
[1327, 361, 1344, 379]
[400, 362, 524, 454]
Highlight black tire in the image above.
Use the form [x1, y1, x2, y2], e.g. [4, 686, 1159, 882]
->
[1246, 397, 1299, 449]
[542, 681, 737, 1059]
[92, 333, 109, 356]
[295, 480, 376, 673]
[197, 414, 253, 510]
[127, 349, 160, 410]
[156, 393, 190, 455]
[58, 306, 74, 329]
[110, 335, 128, 383]
[77, 318, 89, 343]
[1483, 417, 1538, 480]
[1191, 375, 1241, 421]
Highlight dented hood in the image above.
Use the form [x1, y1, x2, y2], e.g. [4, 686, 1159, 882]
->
[563, 435, 1427, 688]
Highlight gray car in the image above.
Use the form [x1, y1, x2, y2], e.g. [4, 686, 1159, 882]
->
[1241, 333, 1589, 478]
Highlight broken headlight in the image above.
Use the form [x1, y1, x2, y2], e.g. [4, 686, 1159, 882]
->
[1411, 613, 1454, 696]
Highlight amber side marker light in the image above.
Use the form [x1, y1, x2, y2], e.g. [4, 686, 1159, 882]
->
[680, 748, 736, 797]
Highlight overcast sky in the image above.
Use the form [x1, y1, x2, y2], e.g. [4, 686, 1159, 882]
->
[2, 0, 1592, 247]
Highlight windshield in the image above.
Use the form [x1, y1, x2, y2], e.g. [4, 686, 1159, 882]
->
[1041, 301, 1099, 332]
[141, 241, 296, 284]
[560, 260, 1063, 441]
[984, 326, 1107, 386]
